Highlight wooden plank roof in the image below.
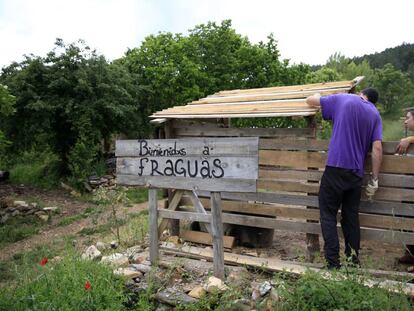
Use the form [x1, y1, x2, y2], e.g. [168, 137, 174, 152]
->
[150, 76, 364, 120]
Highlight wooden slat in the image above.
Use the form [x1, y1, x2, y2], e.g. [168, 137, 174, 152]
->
[257, 179, 414, 202]
[188, 190, 210, 233]
[158, 190, 184, 238]
[215, 80, 355, 96]
[179, 230, 235, 249]
[174, 127, 314, 138]
[160, 244, 414, 297]
[158, 210, 414, 244]
[259, 150, 414, 174]
[191, 88, 350, 105]
[196, 191, 414, 217]
[180, 198, 414, 231]
[259, 169, 414, 189]
[152, 111, 317, 119]
[259, 139, 414, 155]
[116, 138, 258, 157]
[117, 174, 257, 193]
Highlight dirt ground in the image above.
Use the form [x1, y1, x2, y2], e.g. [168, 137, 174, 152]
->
[0, 183, 409, 272]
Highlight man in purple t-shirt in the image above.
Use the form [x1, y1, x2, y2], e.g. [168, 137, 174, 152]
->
[306, 88, 383, 269]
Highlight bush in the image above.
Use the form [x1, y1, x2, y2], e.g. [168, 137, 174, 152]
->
[0, 253, 128, 310]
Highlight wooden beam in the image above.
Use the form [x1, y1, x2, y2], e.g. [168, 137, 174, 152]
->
[179, 230, 235, 249]
[149, 188, 158, 264]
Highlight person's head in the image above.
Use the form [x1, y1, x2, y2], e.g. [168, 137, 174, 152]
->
[360, 88, 379, 104]
[405, 109, 414, 131]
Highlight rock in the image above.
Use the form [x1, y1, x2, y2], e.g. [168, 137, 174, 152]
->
[407, 266, 414, 273]
[83, 182, 93, 192]
[269, 288, 281, 302]
[96, 241, 108, 251]
[101, 253, 129, 267]
[154, 289, 197, 306]
[50, 256, 64, 263]
[130, 263, 151, 274]
[13, 200, 28, 208]
[114, 268, 143, 279]
[37, 214, 49, 222]
[110, 240, 119, 249]
[204, 276, 228, 293]
[166, 236, 180, 244]
[188, 286, 206, 299]
[125, 245, 143, 257]
[231, 299, 252, 311]
[30, 202, 38, 208]
[251, 288, 261, 301]
[258, 281, 272, 296]
[1, 214, 9, 224]
[160, 242, 176, 249]
[11, 210, 20, 217]
[70, 190, 81, 197]
[81, 245, 102, 261]
[43, 206, 58, 212]
[130, 254, 145, 264]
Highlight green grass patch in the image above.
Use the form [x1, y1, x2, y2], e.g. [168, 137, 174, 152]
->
[58, 206, 103, 226]
[9, 149, 62, 189]
[272, 270, 413, 311]
[125, 187, 149, 204]
[78, 219, 127, 237]
[0, 216, 42, 248]
[0, 252, 128, 310]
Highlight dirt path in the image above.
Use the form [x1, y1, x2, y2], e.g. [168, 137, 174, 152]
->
[0, 183, 166, 261]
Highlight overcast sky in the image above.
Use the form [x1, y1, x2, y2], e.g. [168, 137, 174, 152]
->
[1, 0, 413, 69]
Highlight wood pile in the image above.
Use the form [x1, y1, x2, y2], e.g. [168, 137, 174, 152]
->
[151, 77, 364, 119]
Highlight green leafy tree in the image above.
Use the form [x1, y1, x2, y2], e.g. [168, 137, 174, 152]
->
[371, 63, 414, 114]
[0, 84, 15, 154]
[0, 39, 140, 183]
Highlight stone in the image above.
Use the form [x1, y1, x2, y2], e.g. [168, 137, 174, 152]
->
[130, 263, 151, 274]
[407, 266, 414, 273]
[96, 241, 108, 251]
[11, 210, 20, 217]
[204, 276, 228, 293]
[130, 254, 145, 264]
[188, 286, 206, 299]
[37, 214, 49, 222]
[166, 236, 180, 244]
[81, 245, 102, 261]
[125, 245, 143, 257]
[114, 268, 143, 279]
[269, 288, 281, 302]
[13, 200, 28, 208]
[101, 253, 129, 267]
[160, 242, 176, 249]
[43, 206, 58, 212]
[110, 240, 119, 249]
[258, 281, 272, 296]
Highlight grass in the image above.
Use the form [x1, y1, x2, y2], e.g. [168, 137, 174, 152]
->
[58, 206, 103, 226]
[0, 216, 43, 249]
[0, 251, 128, 311]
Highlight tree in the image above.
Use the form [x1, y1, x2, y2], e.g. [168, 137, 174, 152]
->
[371, 63, 414, 114]
[0, 39, 140, 183]
[0, 84, 15, 154]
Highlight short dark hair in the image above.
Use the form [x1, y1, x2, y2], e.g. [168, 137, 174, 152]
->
[361, 88, 379, 104]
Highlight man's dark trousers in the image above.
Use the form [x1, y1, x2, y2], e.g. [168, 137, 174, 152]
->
[319, 166, 363, 268]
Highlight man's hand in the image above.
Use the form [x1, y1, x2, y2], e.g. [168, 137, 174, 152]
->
[366, 175, 379, 201]
[396, 137, 412, 154]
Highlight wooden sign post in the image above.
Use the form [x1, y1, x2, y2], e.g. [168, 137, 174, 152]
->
[116, 137, 258, 279]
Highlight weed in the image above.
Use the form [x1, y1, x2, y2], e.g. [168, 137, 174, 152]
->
[0, 216, 42, 248]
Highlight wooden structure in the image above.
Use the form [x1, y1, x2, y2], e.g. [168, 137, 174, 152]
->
[118, 77, 414, 277]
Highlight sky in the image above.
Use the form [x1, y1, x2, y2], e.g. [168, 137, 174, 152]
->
[0, 0, 413, 68]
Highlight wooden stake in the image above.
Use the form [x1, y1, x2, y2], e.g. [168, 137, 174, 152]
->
[149, 188, 159, 264]
[210, 192, 224, 279]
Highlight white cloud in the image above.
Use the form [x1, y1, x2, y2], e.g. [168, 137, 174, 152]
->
[0, 0, 413, 68]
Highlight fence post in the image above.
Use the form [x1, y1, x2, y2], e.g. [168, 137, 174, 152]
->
[210, 191, 224, 279]
[149, 188, 159, 264]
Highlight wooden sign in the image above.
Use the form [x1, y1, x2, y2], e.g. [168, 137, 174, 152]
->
[116, 138, 258, 192]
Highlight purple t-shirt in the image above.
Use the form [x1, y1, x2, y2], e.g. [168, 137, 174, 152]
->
[320, 93, 382, 177]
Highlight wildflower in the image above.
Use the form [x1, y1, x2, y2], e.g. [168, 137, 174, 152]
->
[84, 281, 92, 290]
[40, 257, 48, 266]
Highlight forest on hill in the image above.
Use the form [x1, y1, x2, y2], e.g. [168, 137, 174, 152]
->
[0, 20, 413, 188]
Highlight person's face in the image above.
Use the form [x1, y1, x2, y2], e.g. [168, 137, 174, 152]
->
[404, 112, 414, 131]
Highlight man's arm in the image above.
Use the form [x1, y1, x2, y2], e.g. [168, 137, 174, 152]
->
[396, 136, 414, 154]
[371, 140, 383, 179]
[305, 93, 321, 108]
